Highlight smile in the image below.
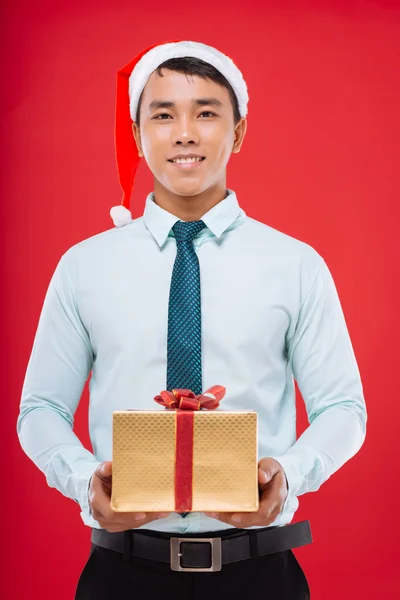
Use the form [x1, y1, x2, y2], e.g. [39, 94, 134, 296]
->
[168, 157, 206, 170]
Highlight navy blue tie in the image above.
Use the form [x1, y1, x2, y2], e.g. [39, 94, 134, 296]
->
[166, 219, 207, 518]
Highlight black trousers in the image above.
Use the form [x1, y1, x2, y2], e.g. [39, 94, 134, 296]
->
[75, 531, 310, 599]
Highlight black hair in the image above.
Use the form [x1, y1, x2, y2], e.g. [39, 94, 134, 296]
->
[135, 56, 241, 127]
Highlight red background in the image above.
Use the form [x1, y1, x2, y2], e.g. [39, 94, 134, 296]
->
[1, 0, 399, 597]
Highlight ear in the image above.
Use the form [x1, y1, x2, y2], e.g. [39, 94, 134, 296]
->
[232, 118, 247, 154]
[132, 122, 144, 158]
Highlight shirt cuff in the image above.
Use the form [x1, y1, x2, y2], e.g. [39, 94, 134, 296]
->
[69, 460, 102, 515]
[87, 471, 96, 518]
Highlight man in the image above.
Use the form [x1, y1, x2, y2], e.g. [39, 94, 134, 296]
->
[17, 40, 367, 599]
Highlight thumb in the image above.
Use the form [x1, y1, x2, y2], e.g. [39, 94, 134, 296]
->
[258, 458, 280, 485]
[96, 461, 112, 482]
[258, 467, 272, 485]
[94, 461, 113, 495]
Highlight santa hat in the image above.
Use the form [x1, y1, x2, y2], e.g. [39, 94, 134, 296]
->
[110, 40, 249, 227]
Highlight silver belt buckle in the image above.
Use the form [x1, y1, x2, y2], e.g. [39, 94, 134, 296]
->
[170, 537, 222, 572]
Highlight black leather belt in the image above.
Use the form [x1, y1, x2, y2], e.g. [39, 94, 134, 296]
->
[91, 519, 312, 572]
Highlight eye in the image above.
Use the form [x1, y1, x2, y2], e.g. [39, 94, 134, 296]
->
[153, 111, 217, 120]
[153, 113, 172, 120]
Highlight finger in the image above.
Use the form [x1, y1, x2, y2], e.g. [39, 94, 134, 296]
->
[110, 511, 148, 526]
[258, 465, 280, 491]
[205, 511, 252, 528]
[204, 469, 276, 525]
[104, 512, 171, 532]
[258, 467, 270, 485]
[89, 475, 108, 516]
[94, 462, 113, 493]
[94, 510, 146, 529]
[209, 473, 285, 528]
[100, 460, 113, 475]
[260, 470, 287, 507]
[205, 510, 253, 520]
[205, 512, 220, 519]
[258, 474, 286, 522]
[205, 468, 285, 528]
[115, 511, 171, 528]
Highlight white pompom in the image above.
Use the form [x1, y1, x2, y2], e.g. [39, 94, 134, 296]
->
[110, 205, 133, 227]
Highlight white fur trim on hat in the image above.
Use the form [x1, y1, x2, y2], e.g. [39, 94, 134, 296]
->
[128, 41, 249, 122]
[110, 205, 133, 227]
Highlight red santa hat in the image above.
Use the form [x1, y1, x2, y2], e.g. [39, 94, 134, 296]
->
[110, 40, 249, 227]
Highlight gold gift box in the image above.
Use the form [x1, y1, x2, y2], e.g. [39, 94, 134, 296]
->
[111, 409, 259, 513]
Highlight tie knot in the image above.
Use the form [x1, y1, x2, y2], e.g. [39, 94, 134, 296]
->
[172, 220, 207, 244]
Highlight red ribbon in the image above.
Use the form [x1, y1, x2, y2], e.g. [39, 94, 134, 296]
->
[153, 385, 226, 512]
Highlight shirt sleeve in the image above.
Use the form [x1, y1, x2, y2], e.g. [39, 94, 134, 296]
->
[16, 251, 102, 525]
[270, 258, 367, 504]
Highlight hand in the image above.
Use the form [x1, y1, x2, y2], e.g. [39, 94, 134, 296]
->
[88, 461, 171, 532]
[204, 457, 288, 528]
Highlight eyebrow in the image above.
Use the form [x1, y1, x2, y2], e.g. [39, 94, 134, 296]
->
[148, 97, 223, 111]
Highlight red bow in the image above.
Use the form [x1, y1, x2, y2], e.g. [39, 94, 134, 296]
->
[153, 385, 226, 411]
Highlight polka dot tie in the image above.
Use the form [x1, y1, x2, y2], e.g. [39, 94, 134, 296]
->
[167, 219, 207, 518]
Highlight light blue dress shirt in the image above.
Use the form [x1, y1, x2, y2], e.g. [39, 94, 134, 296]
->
[17, 188, 367, 534]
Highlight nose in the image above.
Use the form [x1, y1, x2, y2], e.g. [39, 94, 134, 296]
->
[172, 115, 200, 146]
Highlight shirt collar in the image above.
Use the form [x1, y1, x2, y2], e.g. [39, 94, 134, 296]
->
[143, 188, 244, 248]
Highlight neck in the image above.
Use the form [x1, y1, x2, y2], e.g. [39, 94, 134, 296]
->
[152, 180, 228, 221]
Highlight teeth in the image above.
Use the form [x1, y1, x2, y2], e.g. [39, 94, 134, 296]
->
[172, 157, 203, 164]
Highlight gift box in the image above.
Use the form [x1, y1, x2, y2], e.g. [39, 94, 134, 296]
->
[111, 385, 259, 513]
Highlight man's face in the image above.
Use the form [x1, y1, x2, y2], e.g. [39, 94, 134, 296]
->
[132, 69, 246, 197]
